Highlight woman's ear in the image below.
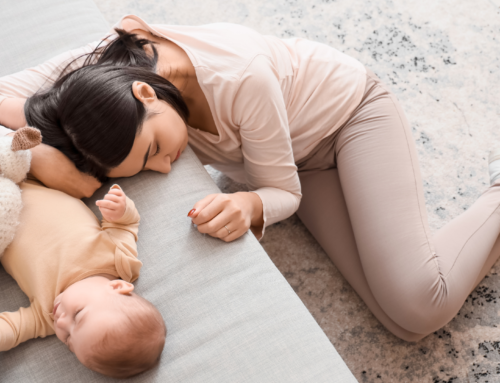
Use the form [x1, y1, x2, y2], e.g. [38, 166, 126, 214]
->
[109, 279, 135, 295]
[132, 81, 157, 104]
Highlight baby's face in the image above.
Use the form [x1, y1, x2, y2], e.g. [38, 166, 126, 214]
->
[52, 276, 134, 363]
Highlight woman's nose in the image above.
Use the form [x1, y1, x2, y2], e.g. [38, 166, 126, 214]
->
[152, 155, 172, 174]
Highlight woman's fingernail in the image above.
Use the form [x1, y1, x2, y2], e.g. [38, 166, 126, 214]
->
[188, 209, 196, 217]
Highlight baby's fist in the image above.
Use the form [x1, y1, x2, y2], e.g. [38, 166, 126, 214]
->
[96, 185, 127, 222]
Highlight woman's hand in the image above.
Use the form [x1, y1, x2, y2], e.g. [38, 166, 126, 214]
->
[188, 192, 264, 242]
[29, 143, 102, 199]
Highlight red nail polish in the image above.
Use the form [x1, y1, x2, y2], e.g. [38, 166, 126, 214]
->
[188, 209, 196, 217]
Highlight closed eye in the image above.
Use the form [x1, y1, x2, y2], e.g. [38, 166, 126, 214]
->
[65, 309, 83, 347]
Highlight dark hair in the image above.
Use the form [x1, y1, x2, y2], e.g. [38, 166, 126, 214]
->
[25, 64, 189, 182]
[60, 28, 159, 79]
[97, 28, 159, 70]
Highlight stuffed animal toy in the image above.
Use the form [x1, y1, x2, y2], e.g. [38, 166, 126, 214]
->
[0, 127, 42, 258]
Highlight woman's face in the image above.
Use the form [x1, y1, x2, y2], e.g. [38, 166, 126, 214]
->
[107, 83, 189, 178]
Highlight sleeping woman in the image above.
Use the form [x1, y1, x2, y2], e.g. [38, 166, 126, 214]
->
[1, 15, 500, 343]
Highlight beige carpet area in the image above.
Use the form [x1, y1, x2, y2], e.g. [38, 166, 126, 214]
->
[94, 0, 500, 381]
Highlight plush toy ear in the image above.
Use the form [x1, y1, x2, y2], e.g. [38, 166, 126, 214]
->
[11, 127, 42, 152]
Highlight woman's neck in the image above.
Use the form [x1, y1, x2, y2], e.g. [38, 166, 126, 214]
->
[181, 80, 219, 136]
[130, 29, 219, 136]
[160, 63, 218, 136]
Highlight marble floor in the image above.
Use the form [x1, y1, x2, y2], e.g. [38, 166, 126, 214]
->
[94, 0, 500, 382]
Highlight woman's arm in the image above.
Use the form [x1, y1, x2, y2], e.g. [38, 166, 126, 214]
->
[29, 143, 102, 199]
[3, 131, 101, 198]
[236, 57, 302, 238]
[0, 98, 27, 129]
[190, 55, 301, 241]
[0, 39, 106, 133]
[0, 40, 104, 103]
[0, 40, 110, 196]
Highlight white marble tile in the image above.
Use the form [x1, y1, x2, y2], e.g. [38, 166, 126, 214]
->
[94, 0, 500, 381]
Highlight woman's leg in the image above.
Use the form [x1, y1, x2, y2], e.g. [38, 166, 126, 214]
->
[298, 168, 500, 341]
[299, 73, 500, 339]
[298, 169, 426, 341]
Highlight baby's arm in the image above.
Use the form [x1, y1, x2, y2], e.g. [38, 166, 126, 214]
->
[96, 184, 129, 223]
[0, 307, 45, 351]
[97, 185, 142, 281]
[97, 185, 141, 246]
[0, 316, 17, 351]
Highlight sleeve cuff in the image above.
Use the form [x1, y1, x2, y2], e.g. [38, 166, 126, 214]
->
[250, 187, 302, 241]
[249, 191, 265, 241]
[116, 196, 140, 225]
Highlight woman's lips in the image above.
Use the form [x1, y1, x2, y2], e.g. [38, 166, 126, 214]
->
[175, 150, 180, 161]
[52, 302, 60, 317]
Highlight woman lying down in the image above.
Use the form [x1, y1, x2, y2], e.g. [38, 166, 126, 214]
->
[2, 13, 500, 348]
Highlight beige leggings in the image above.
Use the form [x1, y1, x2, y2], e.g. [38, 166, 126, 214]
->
[296, 69, 500, 342]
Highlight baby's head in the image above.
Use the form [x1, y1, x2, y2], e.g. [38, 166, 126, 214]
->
[52, 276, 166, 378]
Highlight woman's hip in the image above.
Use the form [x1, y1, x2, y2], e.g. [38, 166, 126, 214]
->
[296, 67, 407, 175]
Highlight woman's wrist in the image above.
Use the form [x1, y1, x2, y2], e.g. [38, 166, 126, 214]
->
[242, 191, 264, 229]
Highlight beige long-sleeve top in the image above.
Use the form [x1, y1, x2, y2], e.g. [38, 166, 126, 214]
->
[0, 15, 366, 237]
[0, 181, 141, 351]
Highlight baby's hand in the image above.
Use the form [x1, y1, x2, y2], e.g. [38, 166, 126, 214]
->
[96, 185, 127, 222]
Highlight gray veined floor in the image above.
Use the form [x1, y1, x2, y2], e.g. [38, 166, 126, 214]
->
[94, 0, 500, 381]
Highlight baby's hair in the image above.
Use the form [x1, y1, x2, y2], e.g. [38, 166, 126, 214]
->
[85, 293, 166, 379]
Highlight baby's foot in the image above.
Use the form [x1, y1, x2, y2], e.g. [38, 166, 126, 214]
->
[488, 149, 500, 185]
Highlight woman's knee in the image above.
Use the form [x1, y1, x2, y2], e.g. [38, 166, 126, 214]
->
[393, 329, 427, 343]
[380, 304, 438, 341]
[376, 286, 450, 336]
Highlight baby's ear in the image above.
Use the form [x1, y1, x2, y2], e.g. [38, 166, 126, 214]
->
[11, 127, 42, 152]
[109, 279, 135, 295]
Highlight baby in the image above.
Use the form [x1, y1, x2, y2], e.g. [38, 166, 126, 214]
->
[0, 180, 166, 378]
